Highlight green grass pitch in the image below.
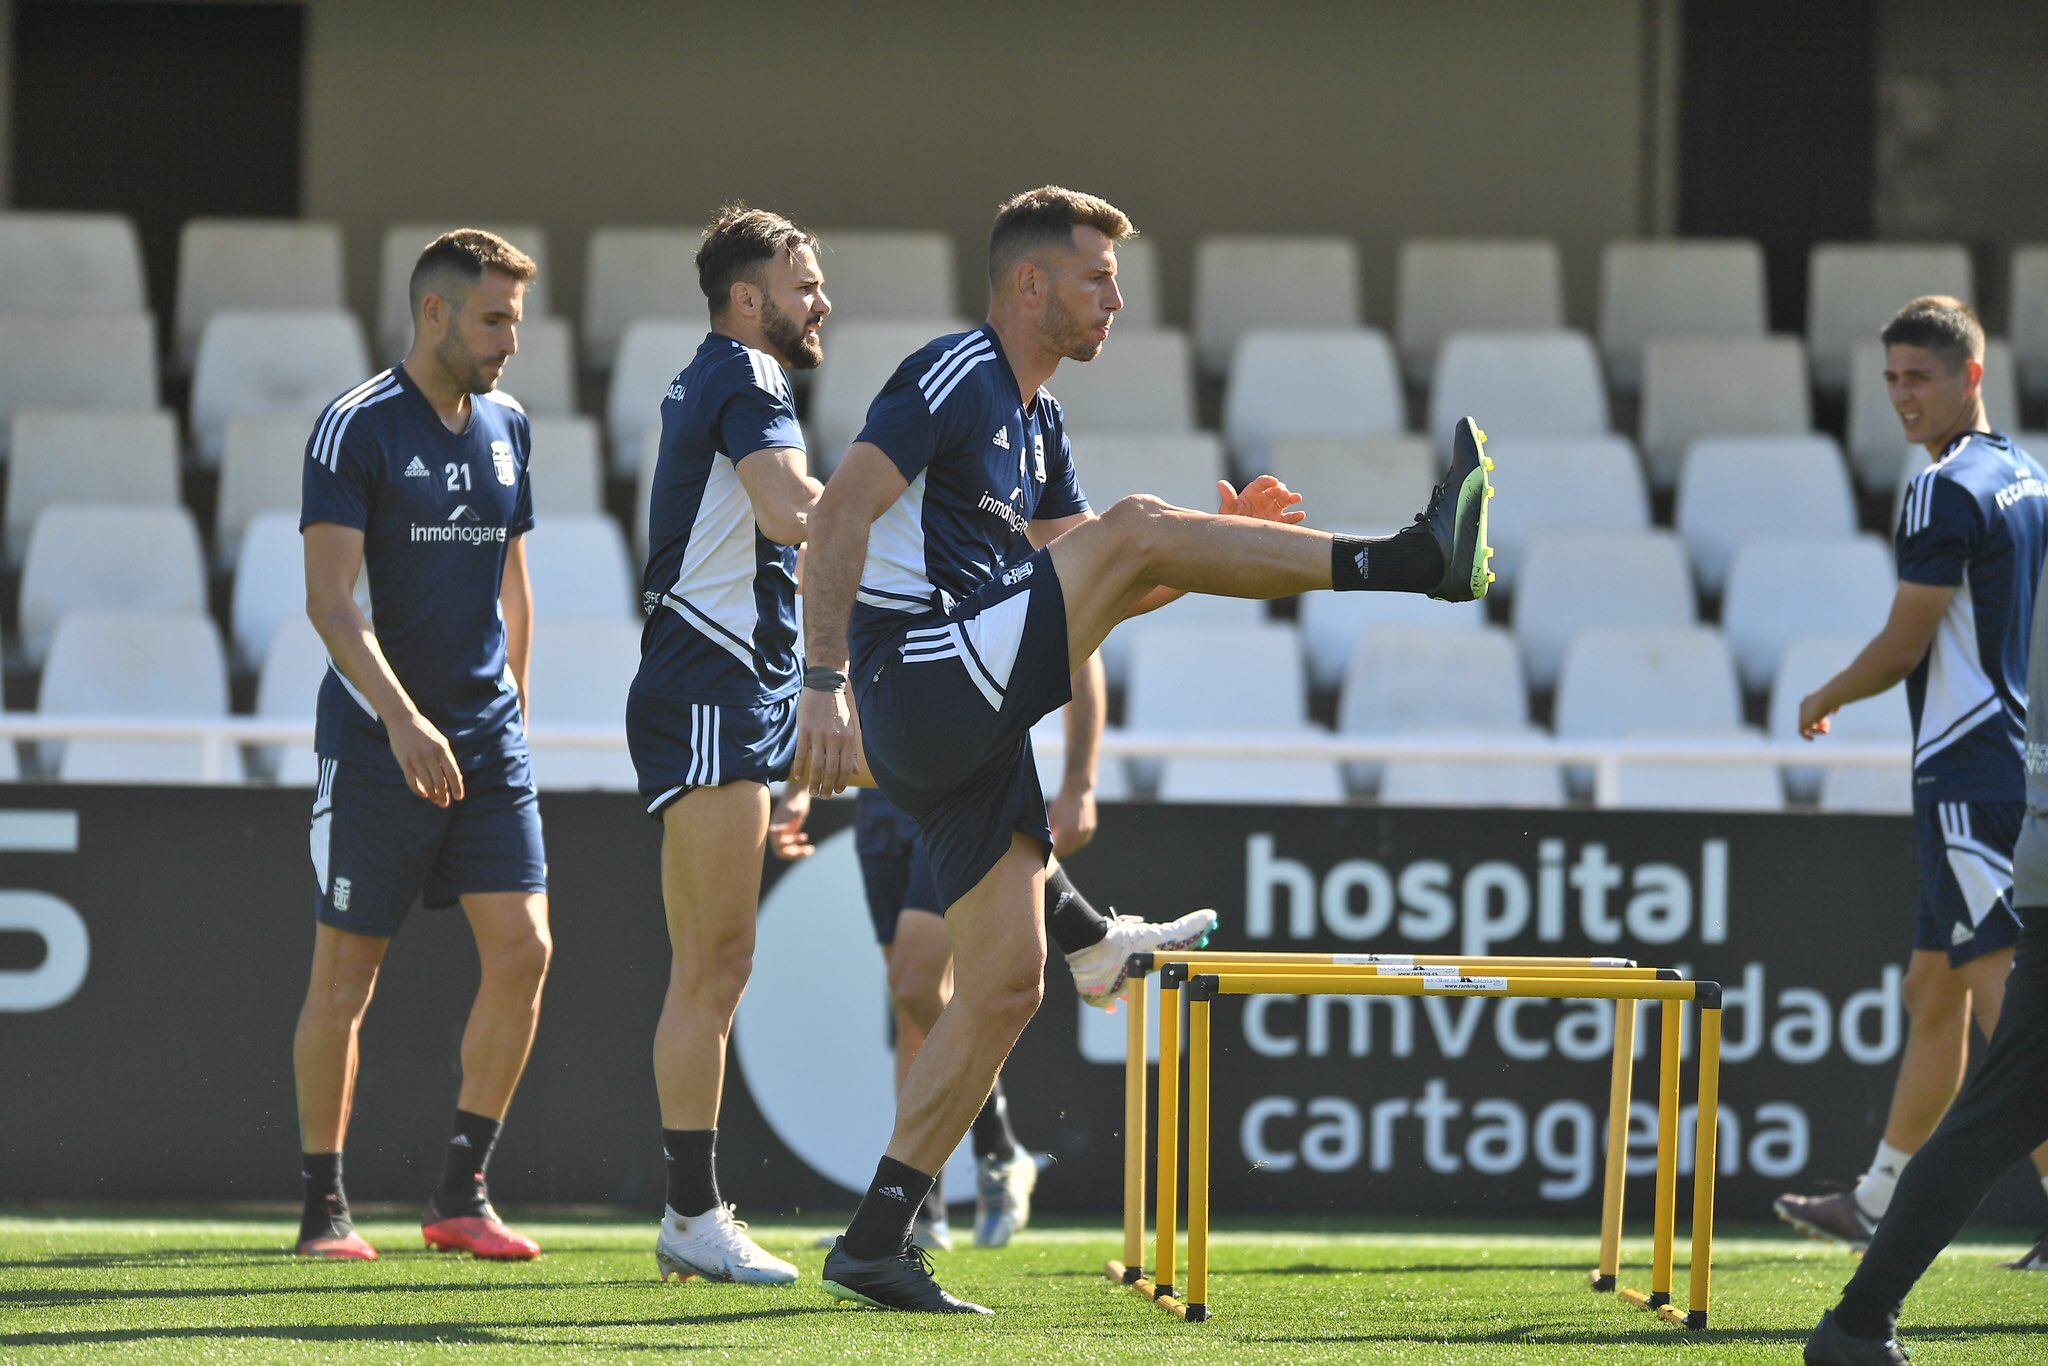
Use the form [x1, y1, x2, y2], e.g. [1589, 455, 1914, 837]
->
[1, 1211, 2038, 1360]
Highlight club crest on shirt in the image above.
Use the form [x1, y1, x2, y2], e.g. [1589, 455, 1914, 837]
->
[491, 440, 516, 486]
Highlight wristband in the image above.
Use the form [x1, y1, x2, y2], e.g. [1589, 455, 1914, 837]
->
[803, 665, 848, 693]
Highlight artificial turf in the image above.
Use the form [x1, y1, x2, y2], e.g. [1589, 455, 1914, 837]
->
[0, 1211, 2038, 1360]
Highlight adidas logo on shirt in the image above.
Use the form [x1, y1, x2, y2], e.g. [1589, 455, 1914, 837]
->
[991, 428, 1011, 450]
[404, 455, 430, 478]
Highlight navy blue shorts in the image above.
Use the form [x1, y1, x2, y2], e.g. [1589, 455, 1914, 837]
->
[854, 790, 941, 945]
[626, 688, 797, 816]
[309, 750, 547, 938]
[1915, 798, 2024, 966]
[852, 547, 1072, 912]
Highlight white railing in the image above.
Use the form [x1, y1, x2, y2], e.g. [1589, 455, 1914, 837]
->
[0, 716, 1909, 808]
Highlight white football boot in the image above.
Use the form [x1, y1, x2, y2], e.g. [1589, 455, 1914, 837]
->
[973, 1150, 1040, 1248]
[1063, 909, 1218, 1008]
[655, 1204, 798, 1285]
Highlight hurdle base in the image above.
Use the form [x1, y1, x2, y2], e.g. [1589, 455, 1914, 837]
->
[1617, 1285, 1705, 1330]
[1104, 1260, 1146, 1285]
[1588, 1271, 1616, 1293]
[1153, 1290, 1196, 1321]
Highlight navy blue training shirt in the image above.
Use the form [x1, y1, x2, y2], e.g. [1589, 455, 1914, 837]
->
[1896, 430, 2048, 801]
[300, 365, 535, 768]
[848, 325, 1089, 663]
[634, 334, 806, 705]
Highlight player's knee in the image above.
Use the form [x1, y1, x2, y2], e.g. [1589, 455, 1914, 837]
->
[1101, 493, 1171, 546]
[307, 965, 377, 1023]
[491, 924, 552, 992]
[677, 931, 755, 1010]
[963, 966, 1042, 1035]
[887, 957, 947, 1030]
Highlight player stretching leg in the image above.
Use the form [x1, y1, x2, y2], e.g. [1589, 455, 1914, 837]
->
[796, 187, 1491, 1311]
[1774, 297, 2048, 1268]
[773, 658, 1216, 1250]
[627, 206, 830, 1287]
[293, 231, 550, 1261]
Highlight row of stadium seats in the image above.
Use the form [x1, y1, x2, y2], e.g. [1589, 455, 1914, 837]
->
[16, 604, 1901, 814]
[8, 209, 2048, 397]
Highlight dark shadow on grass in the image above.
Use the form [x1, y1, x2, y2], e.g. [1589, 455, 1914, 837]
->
[0, 1305, 837, 1351]
[0, 1280, 600, 1309]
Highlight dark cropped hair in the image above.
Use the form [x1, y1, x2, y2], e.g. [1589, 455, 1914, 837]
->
[408, 228, 536, 316]
[1880, 295, 1985, 373]
[988, 185, 1136, 287]
[696, 204, 818, 316]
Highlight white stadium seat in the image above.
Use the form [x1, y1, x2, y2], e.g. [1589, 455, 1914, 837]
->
[1820, 764, 1915, 813]
[1192, 235, 1362, 376]
[1030, 710, 1133, 802]
[1396, 238, 1564, 382]
[1769, 634, 1911, 803]
[174, 218, 346, 372]
[255, 614, 329, 785]
[216, 414, 316, 571]
[1847, 338, 2021, 493]
[0, 211, 147, 313]
[1297, 590, 1486, 694]
[188, 310, 370, 467]
[1067, 432, 1228, 514]
[1265, 436, 1435, 536]
[521, 512, 637, 621]
[1675, 436, 1855, 597]
[1612, 760, 1784, 811]
[1427, 331, 1609, 454]
[1124, 622, 1308, 791]
[1378, 729, 1566, 808]
[805, 319, 965, 474]
[1482, 435, 1650, 594]
[606, 320, 699, 474]
[19, 503, 206, 668]
[2014, 246, 2048, 406]
[1045, 327, 1195, 434]
[5, 411, 179, 564]
[526, 617, 640, 791]
[0, 313, 158, 459]
[525, 415, 605, 517]
[499, 316, 577, 417]
[377, 222, 549, 361]
[1099, 593, 1266, 691]
[1511, 531, 1694, 691]
[1223, 328, 1404, 473]
[1337, 624, 1528, 792]
[41, 611, 237, 784]
[1157, 747, 1345, 804]
[1598, 238, 1768, 392]
[1104, 236, 1161, 331]
[582, 226, 699, 371]
[1722, 534, 1894, 693]
[1637, 336, 1813, 493]
[1807, 242, 1973, 395]
[813, 228, 957, 321]
[230, 510, 315, 670]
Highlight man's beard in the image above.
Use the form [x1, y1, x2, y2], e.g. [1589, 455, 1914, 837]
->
[434, 330, 497, 394]
[1043, 291, 1104, 362]
[762, 298, 823, 370]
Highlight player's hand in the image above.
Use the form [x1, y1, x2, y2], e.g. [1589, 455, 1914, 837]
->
[1220, 475, 1306, 525]
[1797, 690, 1835, 740]
[768, 785, 816, 860]
[1049, 781, 1099, 859]
[793, 685, 862, 796]
[389, 711, 465, 807]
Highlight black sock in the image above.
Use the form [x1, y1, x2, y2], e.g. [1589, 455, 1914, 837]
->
[434, 1109, 502, 1215]
[299, 1151, 350, 1240]
[1045, 866, 1110, 954]
[844, 1156, 936, 1260]
[1331, 529, 1443, 592]
[919, 1170, 946, 1226]
[663, 1128, 720, 1218]
[971, 1080, 1021, 1162]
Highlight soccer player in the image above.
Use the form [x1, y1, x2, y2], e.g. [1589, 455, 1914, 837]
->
[1775, 297, 2048, 1272]
[292, 230, 549, 1262]
[795, 186, 1492, 1312]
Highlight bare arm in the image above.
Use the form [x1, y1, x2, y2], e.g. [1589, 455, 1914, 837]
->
[500, 534, 532, 722]
[1048, 651, 1106, 857]
[735, 446, 823, 546]
[303, 522, 464, 806]
[792, 442, 909, 794]
[1798, 581, 1953, 738]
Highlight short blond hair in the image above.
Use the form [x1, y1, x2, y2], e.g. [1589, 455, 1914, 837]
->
[988, 185, 1136, 287]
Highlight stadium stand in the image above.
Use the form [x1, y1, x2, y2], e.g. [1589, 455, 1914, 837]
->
[1222, 328, 1405, 473]
[1124, 621, 1314, 793]
[499, 316, 577, 416]
[2014, 244, 2048, 407]
[1721, 534, 1895, 693]
[1637, 336, 1813, 493]
[525, 617, 640, 792]
[1043, 327, 1196, 434]
[1031, 709, 1133, 801]
[605, 319, 699, 473]
[1511, 530, 1695, 691]
[1191, 235, 1362, 377]
[0, 313, 158, 460]
[1102, 236, 1160, 330]
[230, 510, 318, 670]
[20, 504, 208, 668]
[188, 310, 370, 466]
[1066, 432, 1228, 513]
[1336, 623, 1528, 793]
[581, 226, 699, 371]
[804, 318, 968, 474]
[173, 218, 346, 372]
[1597, 238, 1769, 392]
[0, 210, 148, 313]
[1675, 435, 1856, 597]
[5, 411, 180, 566]
[1427, 331, 1608, 452]
[1098, 592, 1266, 692]
[811, 228, 957, 321]
[1807, 241, 1974, 395]
[520, 512, 638, 621]
[525, 415, 605, 516]
[216, 413, 316, 571]
[1297, 589, 1487, 695]
[1395, 238, 1564, 383]
[1265, 435, 1435, 535]
[376, 222, 550, 361]
[1820, 762, 1916, 813]
[1481, 435, 1650, 594]
[254, 615, 328, 785]
[1769, 633, 1912, 803]
[1847, 338, 2021, 493]
[40, 611, 235, 783]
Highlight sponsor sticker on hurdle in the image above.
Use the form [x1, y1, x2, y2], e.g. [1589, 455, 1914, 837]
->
[1332, 953, 1411, 965]
[1421, 975, 1509, 991]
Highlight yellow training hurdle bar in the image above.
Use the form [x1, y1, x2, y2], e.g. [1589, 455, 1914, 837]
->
[1102, 952, 1724, 1330]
